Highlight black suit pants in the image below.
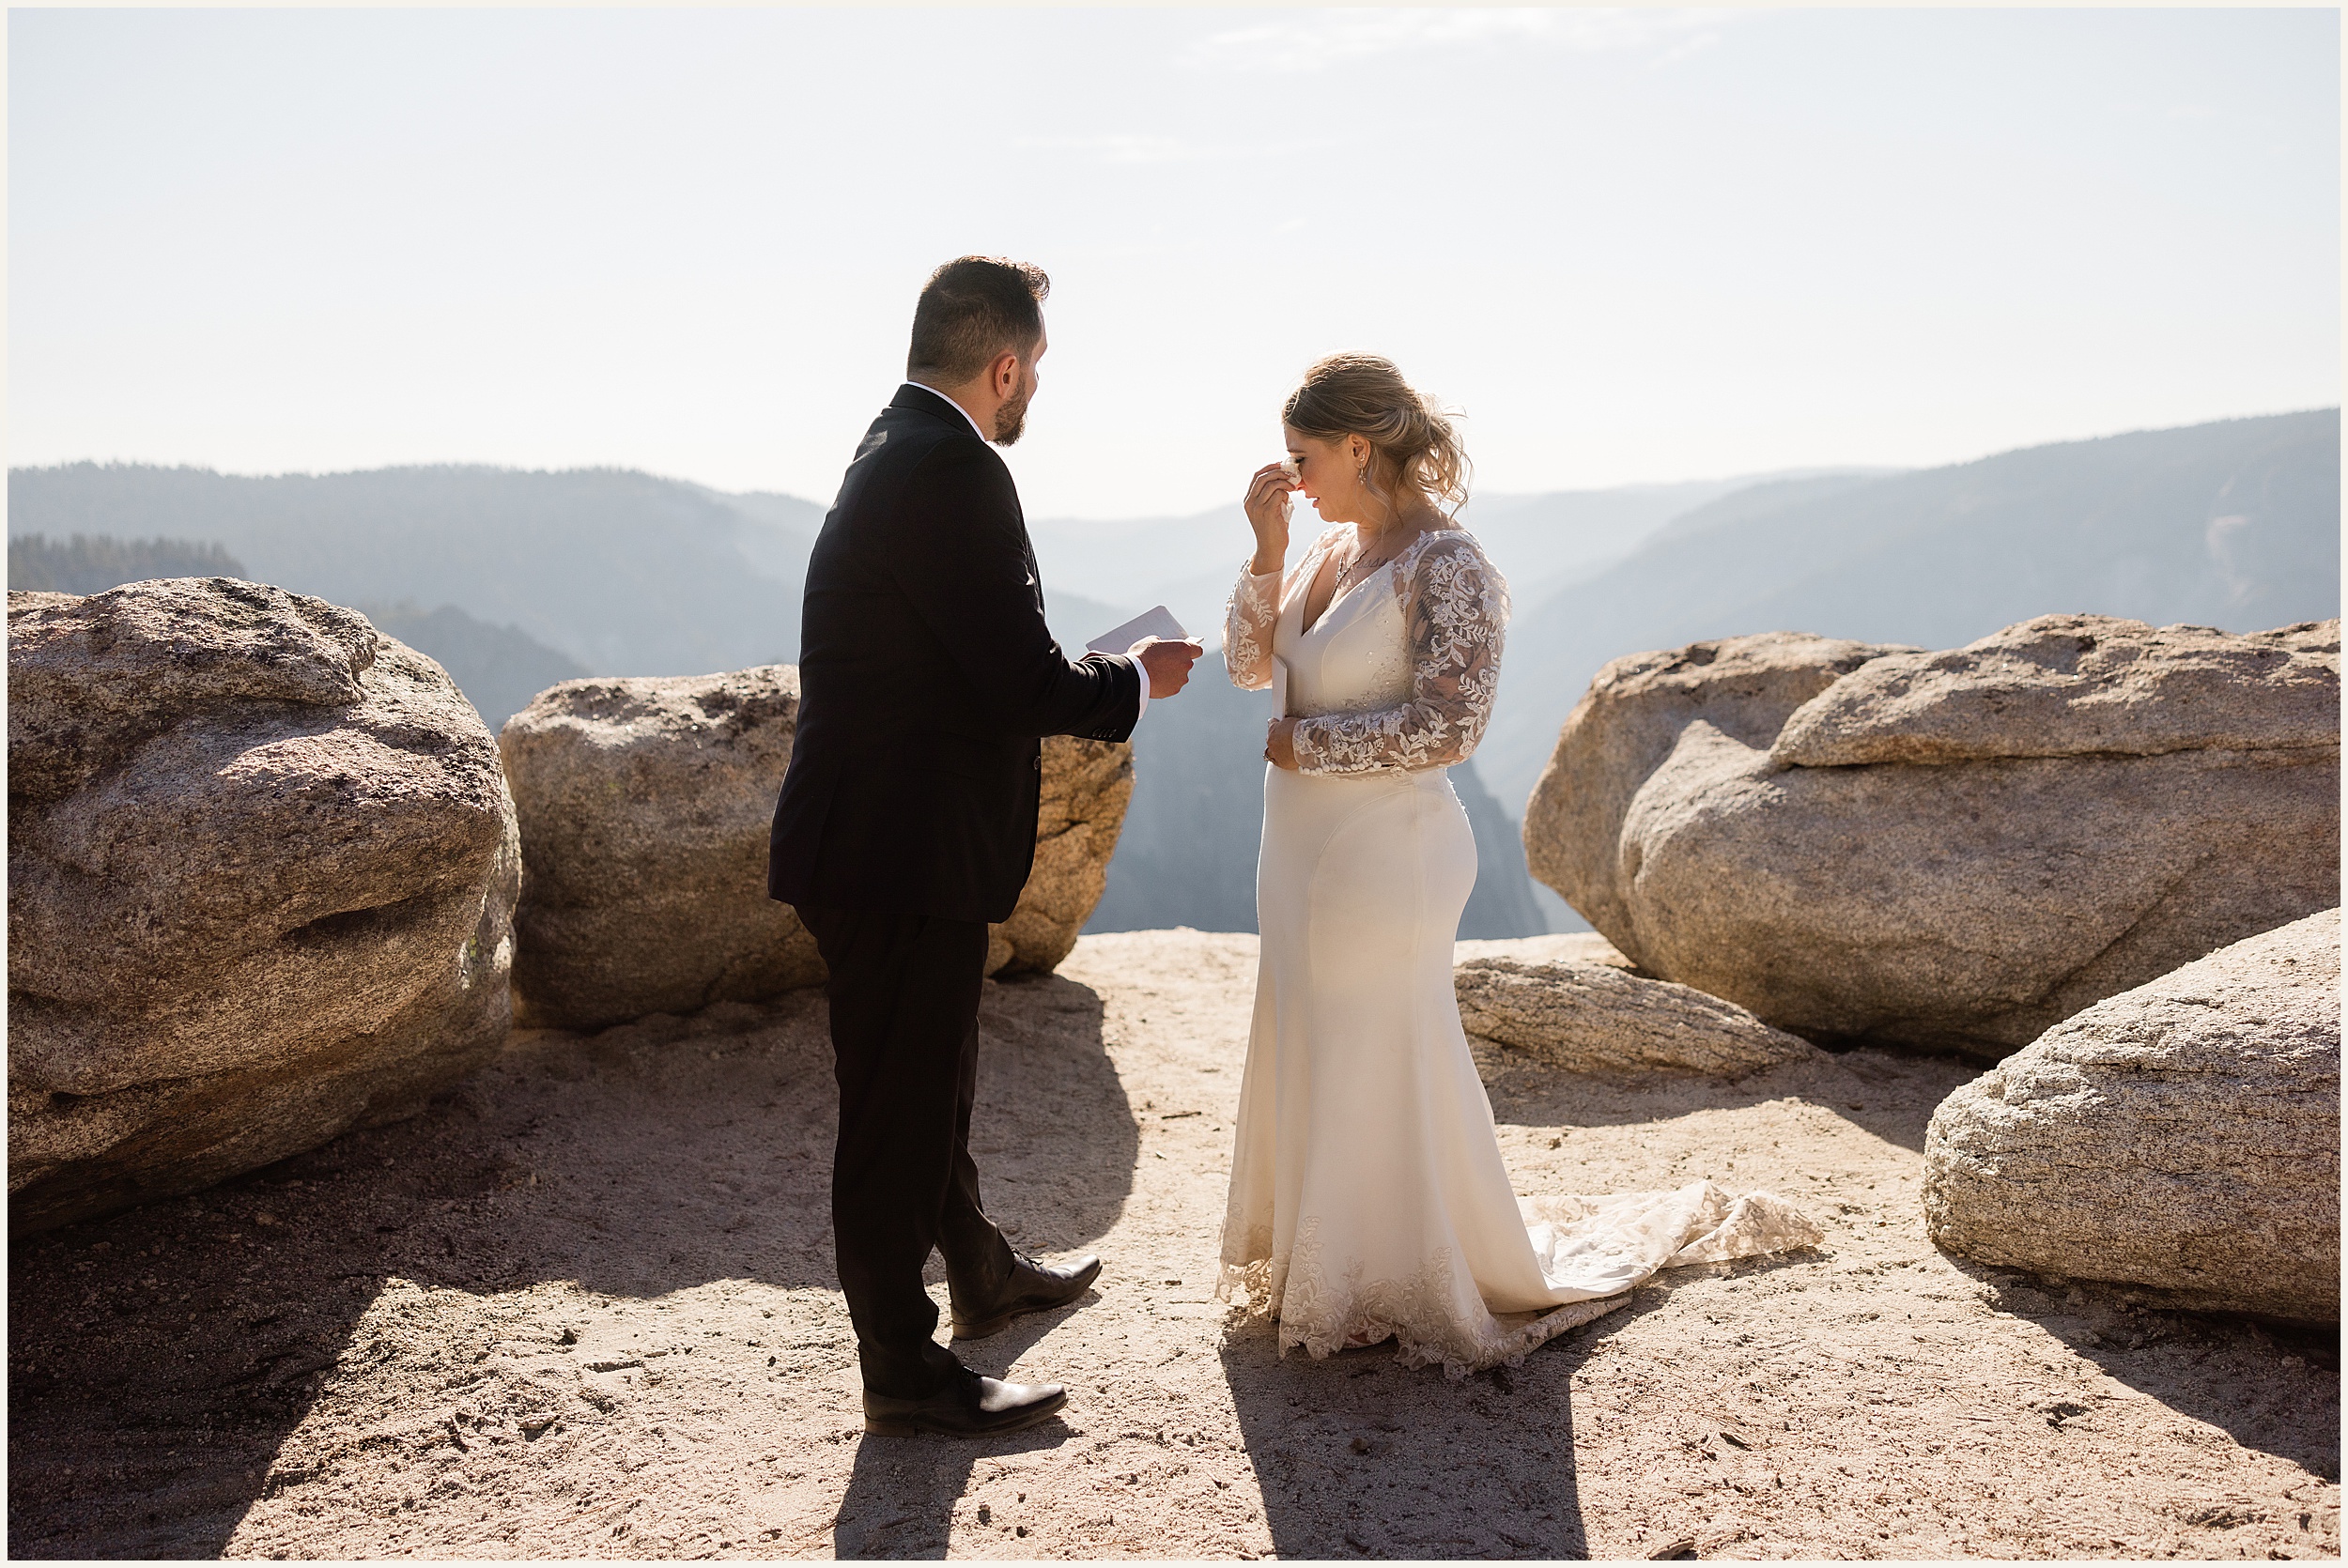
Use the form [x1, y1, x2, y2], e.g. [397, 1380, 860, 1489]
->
[795, 903, 1017, 1398]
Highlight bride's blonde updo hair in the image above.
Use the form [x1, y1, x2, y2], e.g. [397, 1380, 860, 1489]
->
[1283, 353, 1470, 519]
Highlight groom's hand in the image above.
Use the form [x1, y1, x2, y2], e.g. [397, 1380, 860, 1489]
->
[1132, 637, 1201, 699]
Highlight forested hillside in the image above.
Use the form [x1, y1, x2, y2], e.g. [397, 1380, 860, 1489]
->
[6, 464, 818, 678]
[8, 532, 247, 592]
[351, 602, 590, 732]
[4, 526, 595, 734]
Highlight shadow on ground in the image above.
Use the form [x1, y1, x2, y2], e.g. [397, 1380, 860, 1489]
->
[1215, 1319, 1588, 1559]
[830, 1299, 1081, 1559]
[1483, 1033, 2342, 1489]
[7, 972, 1138, 1559]
[1945, 1259, 2342, 1481]
[1178, 1040, 1968, 1562]
[1477, 1042, 1981, 1159]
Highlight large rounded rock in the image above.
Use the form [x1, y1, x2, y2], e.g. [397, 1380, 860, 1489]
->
[499, 668, 819, 1031]
[8, 580, 520, 1235]
[1524, 616, 2340, 1058]
[1455, 958, 1822, 1077]
[1454, 932, 1638, 971]
[1922, 909, 2340, 1320]
[500, 670, 1133, 1031]
[1523, 630, 1908, 945]
[990, 735, 1136, 976]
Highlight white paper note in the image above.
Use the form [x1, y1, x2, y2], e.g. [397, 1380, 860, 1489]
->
[1086, 605, 1193, 655]
[1271, 656, 1290, 717]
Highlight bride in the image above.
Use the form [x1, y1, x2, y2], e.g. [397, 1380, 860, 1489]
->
[1217, 354, 1816, 1376]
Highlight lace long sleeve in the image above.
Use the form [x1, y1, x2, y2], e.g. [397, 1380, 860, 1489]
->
[1223, 561, 1283, 691]
[1291, 532, 1508, 775]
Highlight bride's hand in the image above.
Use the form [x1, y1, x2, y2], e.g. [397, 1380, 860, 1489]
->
[1264, 717, 1301, 771]
[1244, 462, 1298, 576]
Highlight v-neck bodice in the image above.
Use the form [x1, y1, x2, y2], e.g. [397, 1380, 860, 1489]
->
[1224, 524, 1508, 777]
[1280, 553, 1413, 722]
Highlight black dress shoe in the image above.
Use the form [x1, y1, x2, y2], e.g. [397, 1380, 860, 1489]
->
[862, 1372, 1068, 1437]
[950, 1251, 1104, 1341]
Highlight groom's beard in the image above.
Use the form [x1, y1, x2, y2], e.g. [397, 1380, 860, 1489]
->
[993, 382, 1032, 445]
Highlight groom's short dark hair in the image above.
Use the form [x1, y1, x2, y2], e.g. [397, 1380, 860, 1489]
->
[907, 256, 1050, 384]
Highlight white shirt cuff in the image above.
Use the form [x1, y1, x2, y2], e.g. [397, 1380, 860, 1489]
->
[1128, 653, 1149, 728]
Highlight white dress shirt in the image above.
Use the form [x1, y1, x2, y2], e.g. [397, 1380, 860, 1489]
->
[901, 380, 1150, 728]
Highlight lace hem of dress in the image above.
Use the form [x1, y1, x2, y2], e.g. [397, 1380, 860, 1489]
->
[1218, 1220, 1625, 1378]
[1221, 1259, 1630, 1379]
[1217, 1182, 1821, 1378]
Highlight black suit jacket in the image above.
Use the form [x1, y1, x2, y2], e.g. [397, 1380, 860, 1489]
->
[768, 384, 1142, 923]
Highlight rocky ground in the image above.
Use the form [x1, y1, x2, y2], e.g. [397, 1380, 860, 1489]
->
[9, 930, 2339, 1560]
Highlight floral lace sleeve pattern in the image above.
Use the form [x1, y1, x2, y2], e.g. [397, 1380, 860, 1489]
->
[1222, 562, 1283, 691]
[1290, 531, 1508, 775]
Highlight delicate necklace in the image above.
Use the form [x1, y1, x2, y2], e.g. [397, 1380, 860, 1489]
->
[1333, 523, 1414, 594]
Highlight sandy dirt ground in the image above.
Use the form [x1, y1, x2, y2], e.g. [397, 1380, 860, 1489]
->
[9, 929, 2339, 1560]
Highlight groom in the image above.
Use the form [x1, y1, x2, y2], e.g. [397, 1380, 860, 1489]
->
[770, 256, 1198, 1437]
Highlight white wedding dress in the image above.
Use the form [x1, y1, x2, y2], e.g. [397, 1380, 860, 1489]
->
[1217, 524, 1820, 1376]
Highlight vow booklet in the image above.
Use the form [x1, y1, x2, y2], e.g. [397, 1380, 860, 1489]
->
[1271, 656, 1290, 717]
[1086, 605, 1193, 656]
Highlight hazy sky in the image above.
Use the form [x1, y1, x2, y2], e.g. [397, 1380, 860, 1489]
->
[9, 7, 2339, 518]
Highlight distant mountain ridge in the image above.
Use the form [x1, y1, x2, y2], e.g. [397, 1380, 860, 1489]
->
[16, 409, 2326, 945]
[1023, 469, 1892, 644]
[1478, 407, 2342, 809]
[3, 521, 593, 734]
[6, 463, 821, 679]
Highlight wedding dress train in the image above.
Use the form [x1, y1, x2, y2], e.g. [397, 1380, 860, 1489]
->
[1217, 525, 1819, 1376]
